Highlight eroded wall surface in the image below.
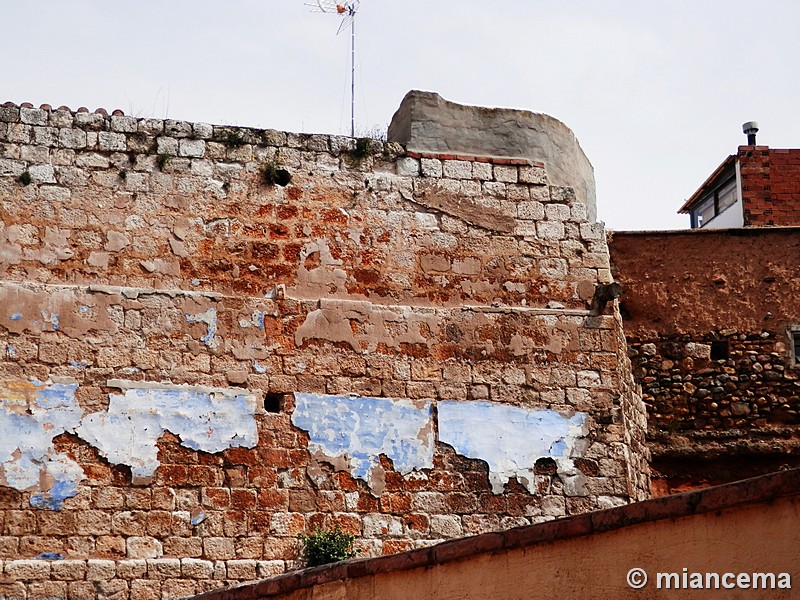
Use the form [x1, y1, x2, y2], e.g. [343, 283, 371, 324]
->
[610, 228, 800, 494]
[0, 100, 647, 599]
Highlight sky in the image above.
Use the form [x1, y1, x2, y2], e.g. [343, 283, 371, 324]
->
[2, 0, 800, 231]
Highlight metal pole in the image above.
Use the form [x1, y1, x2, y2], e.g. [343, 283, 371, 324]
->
[350, 15, 355, 138]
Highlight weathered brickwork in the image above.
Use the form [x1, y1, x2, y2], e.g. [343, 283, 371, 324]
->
[610, 228, 800, 494]
[740, 146, 800, 227]
[0, 99, 648, 599]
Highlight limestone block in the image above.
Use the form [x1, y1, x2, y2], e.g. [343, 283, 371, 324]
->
[98, 132, 127, 152]
[127, 537, 163, 559]
[110, 116, 138, 133]
[179, 139, 205, 158]
[28, 164, 56, 183]
[20, 107, 48, 125]
[86, 559, 117, 581]
[5, 559, 51, 580]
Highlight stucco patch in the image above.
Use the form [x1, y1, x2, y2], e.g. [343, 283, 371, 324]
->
[292, 393, 434, 495]
[438, 401, 589, 494]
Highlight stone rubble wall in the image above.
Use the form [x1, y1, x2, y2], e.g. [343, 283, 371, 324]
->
[0, 101, 649, 599]
[609, 229, 800, 494]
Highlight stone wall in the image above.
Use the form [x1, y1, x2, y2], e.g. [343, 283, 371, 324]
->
[610, 228, 800, 494]
[0, 98, 648, 599]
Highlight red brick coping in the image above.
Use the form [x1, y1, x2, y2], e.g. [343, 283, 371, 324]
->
[192, 468, 800, 600]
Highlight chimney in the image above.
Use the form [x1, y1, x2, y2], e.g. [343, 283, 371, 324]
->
[742, 121, 759, 145]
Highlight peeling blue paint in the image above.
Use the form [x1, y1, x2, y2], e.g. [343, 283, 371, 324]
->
[39, 311, 60, 331]
[190, 508, 206, 526]
[9, 312, 22, 321]
[35, 553, 64, 561]
[438, 401, 588, 494]
[252, 311, 268, 330]
[253, 360, 267, 374]
[0, 379, 84, 510]
[69, 360, 88, 369]
[185, 308, 219, 349]
[76, 382, 257, 483]
[79, 305, 90, 314]
[292, 393, 434, 494]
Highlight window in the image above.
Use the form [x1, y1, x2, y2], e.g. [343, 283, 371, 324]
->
[791, 329, 800, 366]
[693, 176, 738, 227]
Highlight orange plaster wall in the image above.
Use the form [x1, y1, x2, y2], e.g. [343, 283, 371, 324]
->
[267, 493, 799, 600]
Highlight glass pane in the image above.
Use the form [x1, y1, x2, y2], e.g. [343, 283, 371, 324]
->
[717, 178, 738, 212]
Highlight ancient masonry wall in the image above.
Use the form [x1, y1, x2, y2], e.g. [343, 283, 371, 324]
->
[610, 228, 800, 494]
[0, 101, 648, 599]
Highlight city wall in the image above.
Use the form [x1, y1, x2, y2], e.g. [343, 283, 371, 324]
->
[0, 94, 648, 599]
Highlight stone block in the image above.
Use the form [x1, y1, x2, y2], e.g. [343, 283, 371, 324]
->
[226, 559, 257, 581]
[126, 537, 163, 559]
[51, 560, 87, 581]
[5, 559, 51, 580]
[86, 560, 117, 581]
[98, 132, 127, 151]
[179, 139, 205, 158]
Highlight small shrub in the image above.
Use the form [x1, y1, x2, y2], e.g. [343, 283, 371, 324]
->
[297, 527, 358, 567]
[18, 171, 32, 186]
[225, 130, 246, 147]
[351, 137, 373, 160]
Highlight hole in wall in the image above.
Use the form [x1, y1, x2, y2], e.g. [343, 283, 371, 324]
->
[710, 340, 729, 361]
[264, 393, 284, 414]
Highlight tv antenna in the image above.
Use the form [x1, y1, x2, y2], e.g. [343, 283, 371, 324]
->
[307, 1, 361, 137]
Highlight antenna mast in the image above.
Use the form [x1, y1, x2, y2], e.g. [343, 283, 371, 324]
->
[307, 1, 361, 138]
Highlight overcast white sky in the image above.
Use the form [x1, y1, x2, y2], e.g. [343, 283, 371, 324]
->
[3, 1, 800, 231]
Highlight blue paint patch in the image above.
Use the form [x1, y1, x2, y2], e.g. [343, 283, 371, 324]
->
[31, 480, 74, 510]
[75, 383, 258, 482]
[292, 393, 434, 492]
[190, 509, 206, 526]
[70, 361, 88, 369]
[438, 401, 588, 495]
[252, 311, 268, 330]
[185, 308, 219, 349]
[253, 361, 267, 374]
[0, 379, 85, 510]
[9, 313, 22, 321]
[79, 305, 90, 314]
[35, 553, 64, 561]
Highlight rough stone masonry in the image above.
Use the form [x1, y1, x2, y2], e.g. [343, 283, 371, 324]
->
[0, 91, 649, 600]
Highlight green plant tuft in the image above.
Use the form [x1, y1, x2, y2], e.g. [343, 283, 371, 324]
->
[18, 171, 32, 186]
[156, 154, 171, 170]
[297, 527, 359, 568]
[352, 137, 374, 160]
[225, 130, 246, 147]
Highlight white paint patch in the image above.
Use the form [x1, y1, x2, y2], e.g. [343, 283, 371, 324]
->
[0, 379, 84, 509]
[292, 393, 434, 494]
[438, 401, 589, 494]
[76, 381, 258, 483]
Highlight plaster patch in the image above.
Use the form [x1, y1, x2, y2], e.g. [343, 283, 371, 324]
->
[292, 393, 434, 495]
[0, 379, 84, 510]
[295, 299, 438, 352]
[76, 381, 257, 483]
[184, 308, 219, 349]
[438, 401, 588, 494]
